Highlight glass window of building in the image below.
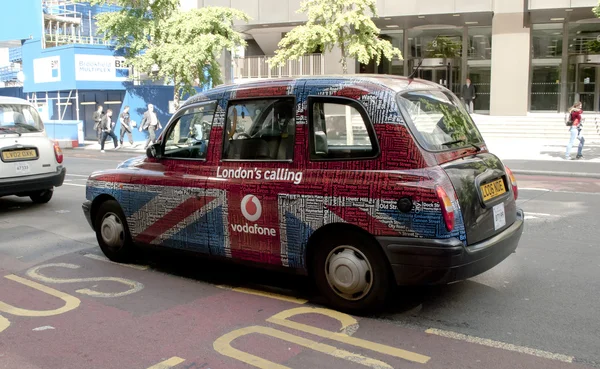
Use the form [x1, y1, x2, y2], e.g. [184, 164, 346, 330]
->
[568, 22, 600, 55]
[532, 24, 563, 59]
[360, 31, 403, 75]
[468, 27, 492, 60]
[408, 28, 462, 59]
[467, 27, 492, 112]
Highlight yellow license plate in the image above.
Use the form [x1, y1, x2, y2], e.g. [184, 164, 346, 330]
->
[2, 149, 37, 161]
[480, 178, 507, 202]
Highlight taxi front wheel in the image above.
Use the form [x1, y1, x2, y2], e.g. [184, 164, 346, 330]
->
[95, 200, 134, 263]
[312, 231, 392, 314]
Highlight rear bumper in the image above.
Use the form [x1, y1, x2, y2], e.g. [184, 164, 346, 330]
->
[82, 200, 93, 230]
[379, 209, 524, 285]
[0, 167, 66, 197]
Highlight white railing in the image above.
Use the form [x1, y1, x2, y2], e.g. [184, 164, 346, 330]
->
[234, 54, 325, 79]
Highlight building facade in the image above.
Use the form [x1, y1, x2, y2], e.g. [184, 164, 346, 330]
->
[182, 0, 600, 116]
[0, 1, 176, 141]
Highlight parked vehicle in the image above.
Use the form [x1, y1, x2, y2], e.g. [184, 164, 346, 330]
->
[0, 96, 65, 203]
[83, 75, 524, 313]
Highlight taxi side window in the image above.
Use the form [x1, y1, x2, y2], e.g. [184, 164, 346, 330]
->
[163, 102, 216, 160]
[222, 97, 296, 161]
[308, 97, 378, 160]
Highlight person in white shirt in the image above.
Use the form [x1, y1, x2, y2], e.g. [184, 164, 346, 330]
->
[139, 104, 162, 149]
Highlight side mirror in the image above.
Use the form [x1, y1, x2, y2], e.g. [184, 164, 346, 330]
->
[146, 142, 163, 159]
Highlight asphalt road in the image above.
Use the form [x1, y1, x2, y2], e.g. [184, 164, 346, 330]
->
[0, 150, 599, 369]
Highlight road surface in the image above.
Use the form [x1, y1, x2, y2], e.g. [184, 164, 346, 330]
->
[0, 150, 598, 369]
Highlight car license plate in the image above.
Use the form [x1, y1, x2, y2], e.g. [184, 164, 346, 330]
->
[15, 162, 30, 174]
[493, 203, 506, 230]
[2, 149, 37, 161]
[480, 178, 507, 202]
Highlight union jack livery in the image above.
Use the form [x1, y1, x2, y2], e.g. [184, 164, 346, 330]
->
[83, 75, 524, 312]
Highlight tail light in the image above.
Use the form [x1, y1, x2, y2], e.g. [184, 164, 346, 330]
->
[505, 167, 518, 200]
[436, 186, 455, 232]
[53, 141, 63, 164]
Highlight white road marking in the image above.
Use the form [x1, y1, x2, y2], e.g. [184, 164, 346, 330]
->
[83, 253, 149, 270]
[63, 183, 86, 187]
[32, 326, 55, 331]
[425, 328, 574, 363]
[519, 188, 551, 192]
[524, 212, 555, 217]
[66, 174, 89, 177]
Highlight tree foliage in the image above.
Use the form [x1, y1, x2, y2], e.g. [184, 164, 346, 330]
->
[269, 0, 403, 74]
[92, 1, 249, 107]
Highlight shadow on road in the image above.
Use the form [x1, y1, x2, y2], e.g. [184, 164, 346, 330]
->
[541, 142, 600, 160]
[126, 245, 485, 317]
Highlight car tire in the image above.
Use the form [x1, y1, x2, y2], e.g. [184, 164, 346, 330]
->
[94, 200, 134, 263]
[312, 231, 392, 314]
[30, 189, 53, 204]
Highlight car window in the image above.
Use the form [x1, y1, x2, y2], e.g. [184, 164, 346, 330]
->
[163, 102, 216, 160]
[0, 104, 44, 133]
[309, 98, 377, 160]
[397, 90, 484, 151]
[223, 97, 295, 161]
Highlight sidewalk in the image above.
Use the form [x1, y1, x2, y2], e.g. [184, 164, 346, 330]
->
[75, 140, 147, 154]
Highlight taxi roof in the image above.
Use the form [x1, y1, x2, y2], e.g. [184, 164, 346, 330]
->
[184, 74, 446, 107]
[0, 96, 32, 105]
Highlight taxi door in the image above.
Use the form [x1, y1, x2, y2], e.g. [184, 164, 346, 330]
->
[136, 100, 218, 253]
[206, 93, 300, 266]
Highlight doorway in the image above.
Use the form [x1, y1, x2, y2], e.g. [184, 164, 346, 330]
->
[410, 58, 461, 96]
[576, 64, 598, 112]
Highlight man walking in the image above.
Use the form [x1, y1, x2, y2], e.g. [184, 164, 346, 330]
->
[119, 106, 134, 147]
[461, 78, 476, 114]
[92, 105, 104, 144]
[100, 109, 119, 153]
[139, 104, 162, 149]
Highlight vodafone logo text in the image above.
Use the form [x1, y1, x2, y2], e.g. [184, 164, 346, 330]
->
[232, 195, 277, 237]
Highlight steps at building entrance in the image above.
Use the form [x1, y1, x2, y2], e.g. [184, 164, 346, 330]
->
[472, 114, 600, 142]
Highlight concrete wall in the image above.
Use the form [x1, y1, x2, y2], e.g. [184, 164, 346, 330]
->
[529, 0, 597, 10]
[489, 0, 531, 116]
[195, 0, 494, 24]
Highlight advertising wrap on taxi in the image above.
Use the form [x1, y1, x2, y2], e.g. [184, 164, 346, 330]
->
[74, 55, 129, 82]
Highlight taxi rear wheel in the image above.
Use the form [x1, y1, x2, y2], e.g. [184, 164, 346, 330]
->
[95, 200, 134, 263]
[312, 231, 392, 314]
[30, 189, 53, 204]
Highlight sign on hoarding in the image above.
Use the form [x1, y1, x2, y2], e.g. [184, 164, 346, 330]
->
[75, 54, 130, 82]
[33, 56, 61, 83]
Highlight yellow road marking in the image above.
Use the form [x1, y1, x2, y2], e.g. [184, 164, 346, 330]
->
[0, 275, 81, 317]
[146, 357, 186, 369]
[267, 307, 430, 364]
[83, 253, 149, 270]
[0, 315, 10, 333]
[425, 328, 574, 363]
[26, 263, 144, 298]
[216, 285, 307, 304]
[213, 325, 393, 369]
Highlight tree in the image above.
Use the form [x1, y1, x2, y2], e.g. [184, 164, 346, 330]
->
[269, 0, 402, 74]
[92, 1, 249, 108]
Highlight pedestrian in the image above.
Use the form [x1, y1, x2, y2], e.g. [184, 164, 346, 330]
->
[461, 78, 476, 114]
[100, 108, 119, 153]
[139, 103, 162, 149]
[565, 102, 585, 160]
[119, 106, 134, 147]
[92, 105, 104, 144]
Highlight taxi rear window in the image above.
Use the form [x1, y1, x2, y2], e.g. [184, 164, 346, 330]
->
[397, 90, 483, 151]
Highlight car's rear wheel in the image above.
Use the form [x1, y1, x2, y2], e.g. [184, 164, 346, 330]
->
[95, 200, 134, 263]
[30, 189, 53, 204]
[312, 231, 392, 314]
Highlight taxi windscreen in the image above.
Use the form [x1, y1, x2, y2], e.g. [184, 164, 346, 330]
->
[397, 90, 484, 152]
